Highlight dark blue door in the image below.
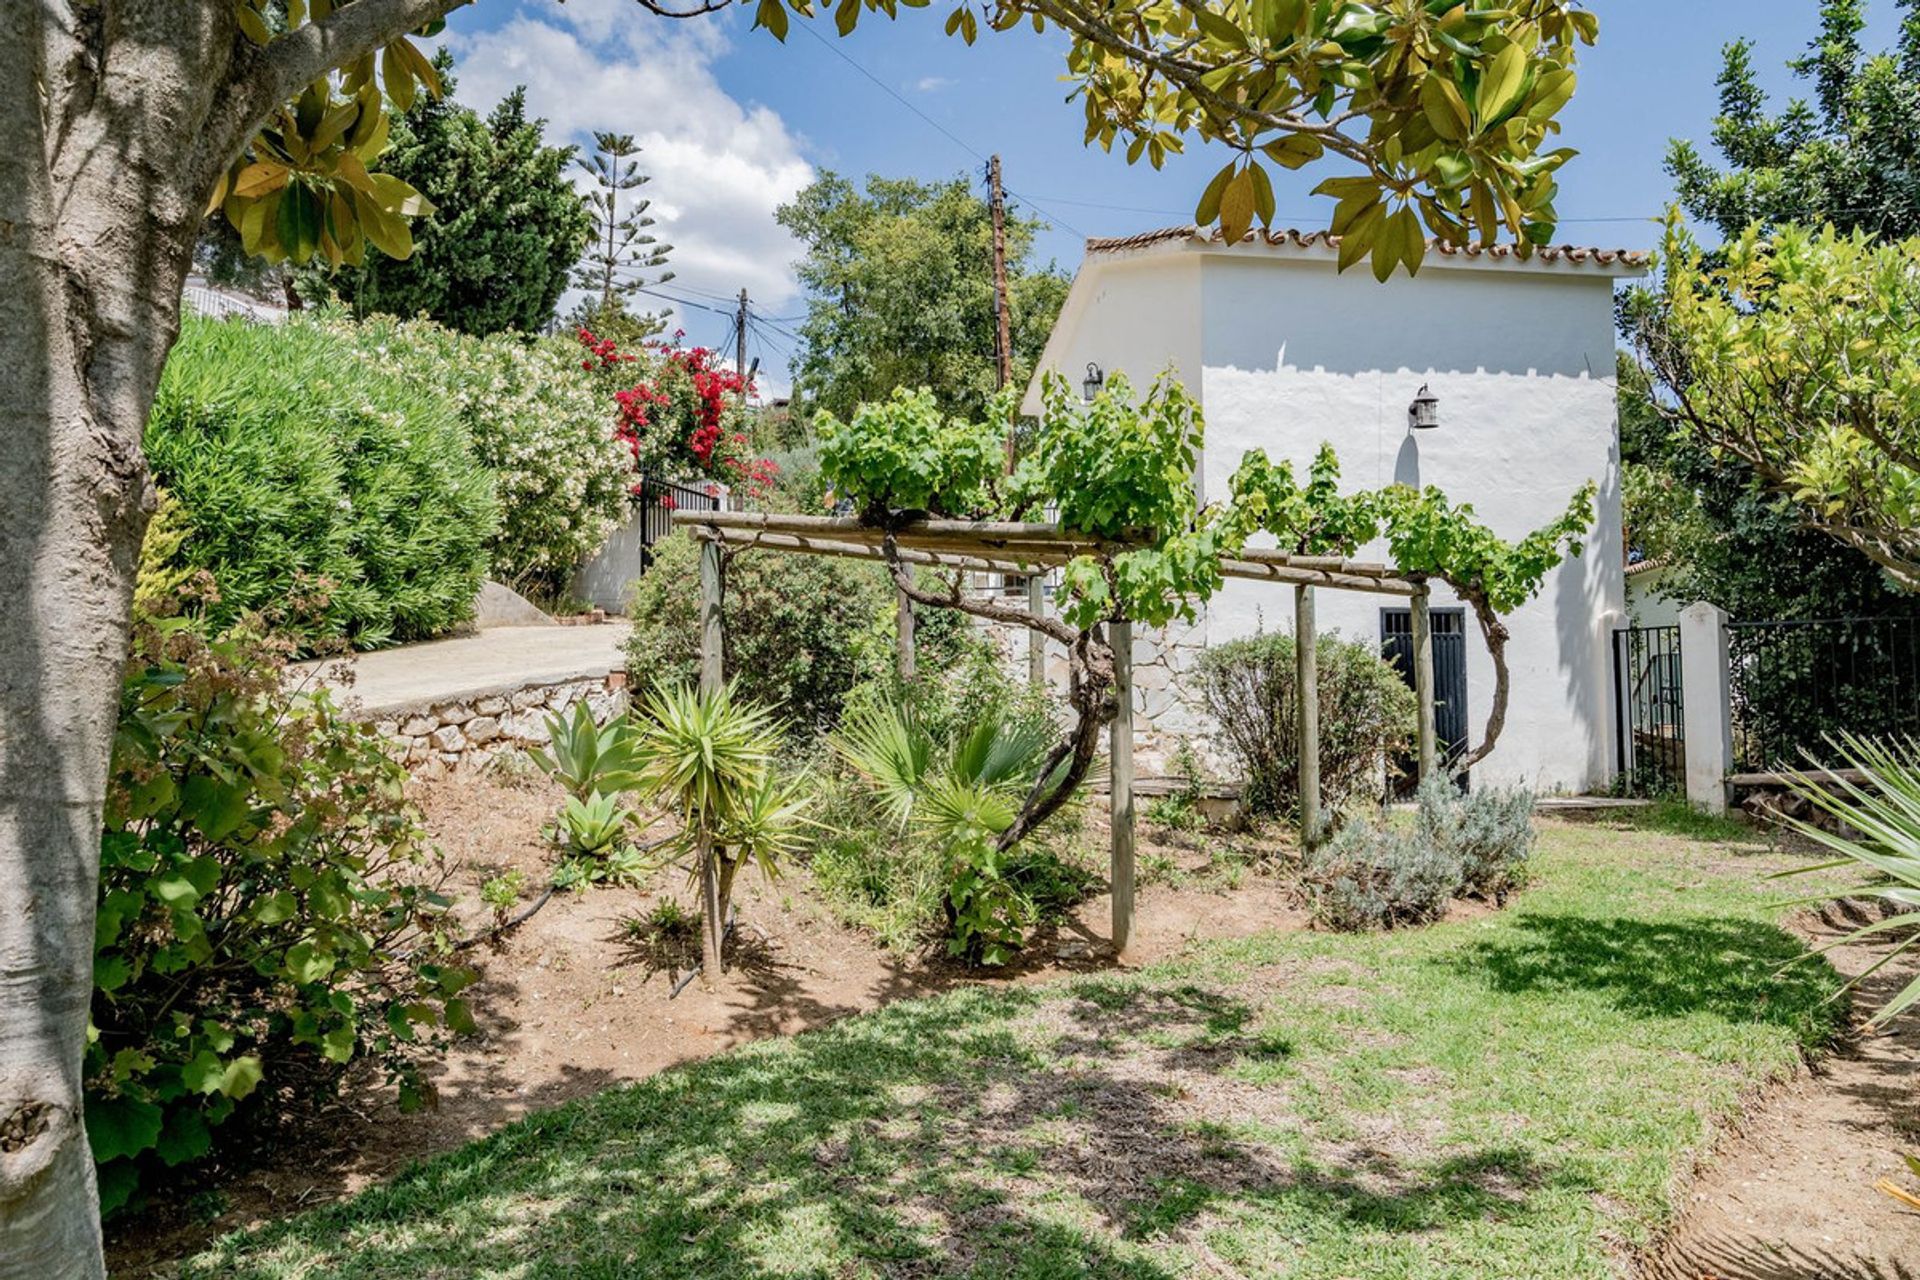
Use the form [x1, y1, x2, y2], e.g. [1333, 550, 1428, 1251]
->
[1380, 607, 1469, 797]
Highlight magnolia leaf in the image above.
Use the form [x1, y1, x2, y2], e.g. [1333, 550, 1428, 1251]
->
[333, 149, 377, 195]
[1195, 160, 1237, 226]
[1260, 133, 1323, 170]
[1475, 42, 1529, 125]
[1421, 74, 1472, 143]
[368, 172, 435, 217]
[234, 2, 271, 45]
[232, 161, 289, 198]
[1219, 167, 1257, 244]
[756, 0, 790, 39]
[382, 45, 415, 113]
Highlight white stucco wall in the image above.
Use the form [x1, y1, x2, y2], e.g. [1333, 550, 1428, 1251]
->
[1031, 239, 1632, 793]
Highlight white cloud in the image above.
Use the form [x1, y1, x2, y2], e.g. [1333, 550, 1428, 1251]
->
[444, 3, 808, 393]
[913, 75, 953, 93]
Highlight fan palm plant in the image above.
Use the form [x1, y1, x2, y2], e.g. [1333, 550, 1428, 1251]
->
[633, 680, 800, 982]
[831, 694, 1075, 963]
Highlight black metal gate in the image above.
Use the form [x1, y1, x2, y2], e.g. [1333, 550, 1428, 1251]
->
[1381, 607, 1468, 797]
[1612, 625, 1684, 794]
[635, 473, 722, 568]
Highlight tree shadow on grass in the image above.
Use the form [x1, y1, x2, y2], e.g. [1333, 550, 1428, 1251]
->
[1447, 912, 1838, 1039]
[176, 973, 1588, 1280]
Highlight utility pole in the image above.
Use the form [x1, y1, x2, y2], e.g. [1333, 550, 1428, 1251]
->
[735, 288, 749, 386]
[988, 155, 1014, 396]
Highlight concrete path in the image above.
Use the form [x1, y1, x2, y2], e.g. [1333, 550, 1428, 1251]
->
[294, 624, 632, 718]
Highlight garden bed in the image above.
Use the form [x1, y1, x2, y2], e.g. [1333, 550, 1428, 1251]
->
[107, 800, 1907, 1278]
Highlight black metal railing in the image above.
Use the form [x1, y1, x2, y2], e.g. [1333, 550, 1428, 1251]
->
[635, 473, 721, 568]
[1727, 616, 1920, 772]
[1613, 625, 1684, 794]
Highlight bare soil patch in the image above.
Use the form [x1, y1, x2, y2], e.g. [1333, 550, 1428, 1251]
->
[105, 769, 1302, 1274]
[1642, 909, 1920, 1280]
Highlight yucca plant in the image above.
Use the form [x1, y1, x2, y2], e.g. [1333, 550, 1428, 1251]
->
[527, 699, 645, 800]
[1773, 733, 1920, 1217]
[633, 680, 801, 982]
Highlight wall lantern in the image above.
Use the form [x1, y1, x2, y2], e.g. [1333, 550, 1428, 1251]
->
[1083, 362, 1106, 403]
[1407, 383, 1440, 430]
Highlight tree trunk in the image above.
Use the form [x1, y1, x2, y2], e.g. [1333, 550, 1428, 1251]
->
[0, 1, 473, 1269]
[0, 12, 210, 1272]
[698, 831, 724, 986]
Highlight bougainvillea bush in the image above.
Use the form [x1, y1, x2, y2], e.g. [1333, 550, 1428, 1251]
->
[578, 328, 778, 503]
[324, 311, 634, 598]
[146, 313, 497, 648]
[88, 553, 472, 1216]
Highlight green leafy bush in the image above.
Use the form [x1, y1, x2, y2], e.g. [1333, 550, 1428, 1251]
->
[1196, 630, 1417, 818]
[146, 313, 497, 647]
[824, 687, 1093, 965]
[90, 613, 472, 1216]
[1418, 778, 1535, 903]
[625, 533, 889, 729]
[1301, 819, 1461, 932]
[320, 311, 633, 598]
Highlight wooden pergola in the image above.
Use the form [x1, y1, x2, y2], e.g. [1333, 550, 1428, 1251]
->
[671, 509, 1441, 957]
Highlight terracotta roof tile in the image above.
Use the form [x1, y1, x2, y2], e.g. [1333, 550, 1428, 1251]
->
[1084, 225, 1650, 270]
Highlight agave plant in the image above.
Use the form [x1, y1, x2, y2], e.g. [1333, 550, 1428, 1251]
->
[527, 699, 645, 800]
[632, 680, 800, 982]
[1774, 733, 1920, 1029]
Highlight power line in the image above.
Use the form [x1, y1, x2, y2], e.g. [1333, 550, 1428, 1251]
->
[789, 19, 1086, 238]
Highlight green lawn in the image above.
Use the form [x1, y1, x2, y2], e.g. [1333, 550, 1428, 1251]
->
[184, 818, 1843, 1279]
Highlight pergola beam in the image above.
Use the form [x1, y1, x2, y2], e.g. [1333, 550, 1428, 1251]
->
[669, 504, 1444, 960]
[679, 515, 1419, 596]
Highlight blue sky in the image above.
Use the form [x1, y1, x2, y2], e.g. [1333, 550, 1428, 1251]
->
[438, 0, 1903, 389]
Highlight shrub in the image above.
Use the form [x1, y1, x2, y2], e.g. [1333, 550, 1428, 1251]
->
[89, 609, 472, 1215]
[1196, 630, 1416, 818]
[1418, 777, 1536, 903]
[1301, 819, 1461, 932]
[321, 311, 633, 599]
[826, 687, 1092, 965]
[147, 312, 496, 648]
[625, 533, 889, 730]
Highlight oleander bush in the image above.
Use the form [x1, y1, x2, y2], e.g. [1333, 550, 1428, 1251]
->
[1197, 630, 1417, 818]
[146, 312, 496, 648]
[322, 311, 634, 599]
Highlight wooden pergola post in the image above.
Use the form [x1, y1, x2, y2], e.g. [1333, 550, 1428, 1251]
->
[699, 536, 724, 694]
[1412, 581, 1438, 784]
[1296, 584, 1323, 847]
[1026, 574, 1046, 688]
[1109, 619, 1135, 957]
[895, 589, 916, 680]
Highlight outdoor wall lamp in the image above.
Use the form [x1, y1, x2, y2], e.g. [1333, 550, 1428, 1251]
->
[1408, 383, 1440, 430]
[1083, 362, 1105, 403]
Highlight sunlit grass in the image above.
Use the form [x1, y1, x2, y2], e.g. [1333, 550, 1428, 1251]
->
[182, 819, 1840, 1280]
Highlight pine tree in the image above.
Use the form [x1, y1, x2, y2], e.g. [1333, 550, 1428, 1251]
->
[572, 132, 673, 339]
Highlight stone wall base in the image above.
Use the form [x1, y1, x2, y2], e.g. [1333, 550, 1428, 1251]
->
[370, 674, 629, 774]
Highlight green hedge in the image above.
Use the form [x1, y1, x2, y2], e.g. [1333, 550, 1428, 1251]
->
[147, 314, 497, 647]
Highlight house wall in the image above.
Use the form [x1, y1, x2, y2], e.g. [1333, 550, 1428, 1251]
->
[1033, 246, 1628, 793]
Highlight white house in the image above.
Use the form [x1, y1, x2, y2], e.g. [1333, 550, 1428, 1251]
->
[1022, 226, 1646, 794]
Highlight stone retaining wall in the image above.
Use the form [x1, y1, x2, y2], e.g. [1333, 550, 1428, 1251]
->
[978, 615, 1223, 775]
[368, 674, 629, 773]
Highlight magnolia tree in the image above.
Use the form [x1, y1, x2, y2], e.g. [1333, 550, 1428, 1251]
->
[2, 1, 1592, 1269]
[815, 373, 1592, 850]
